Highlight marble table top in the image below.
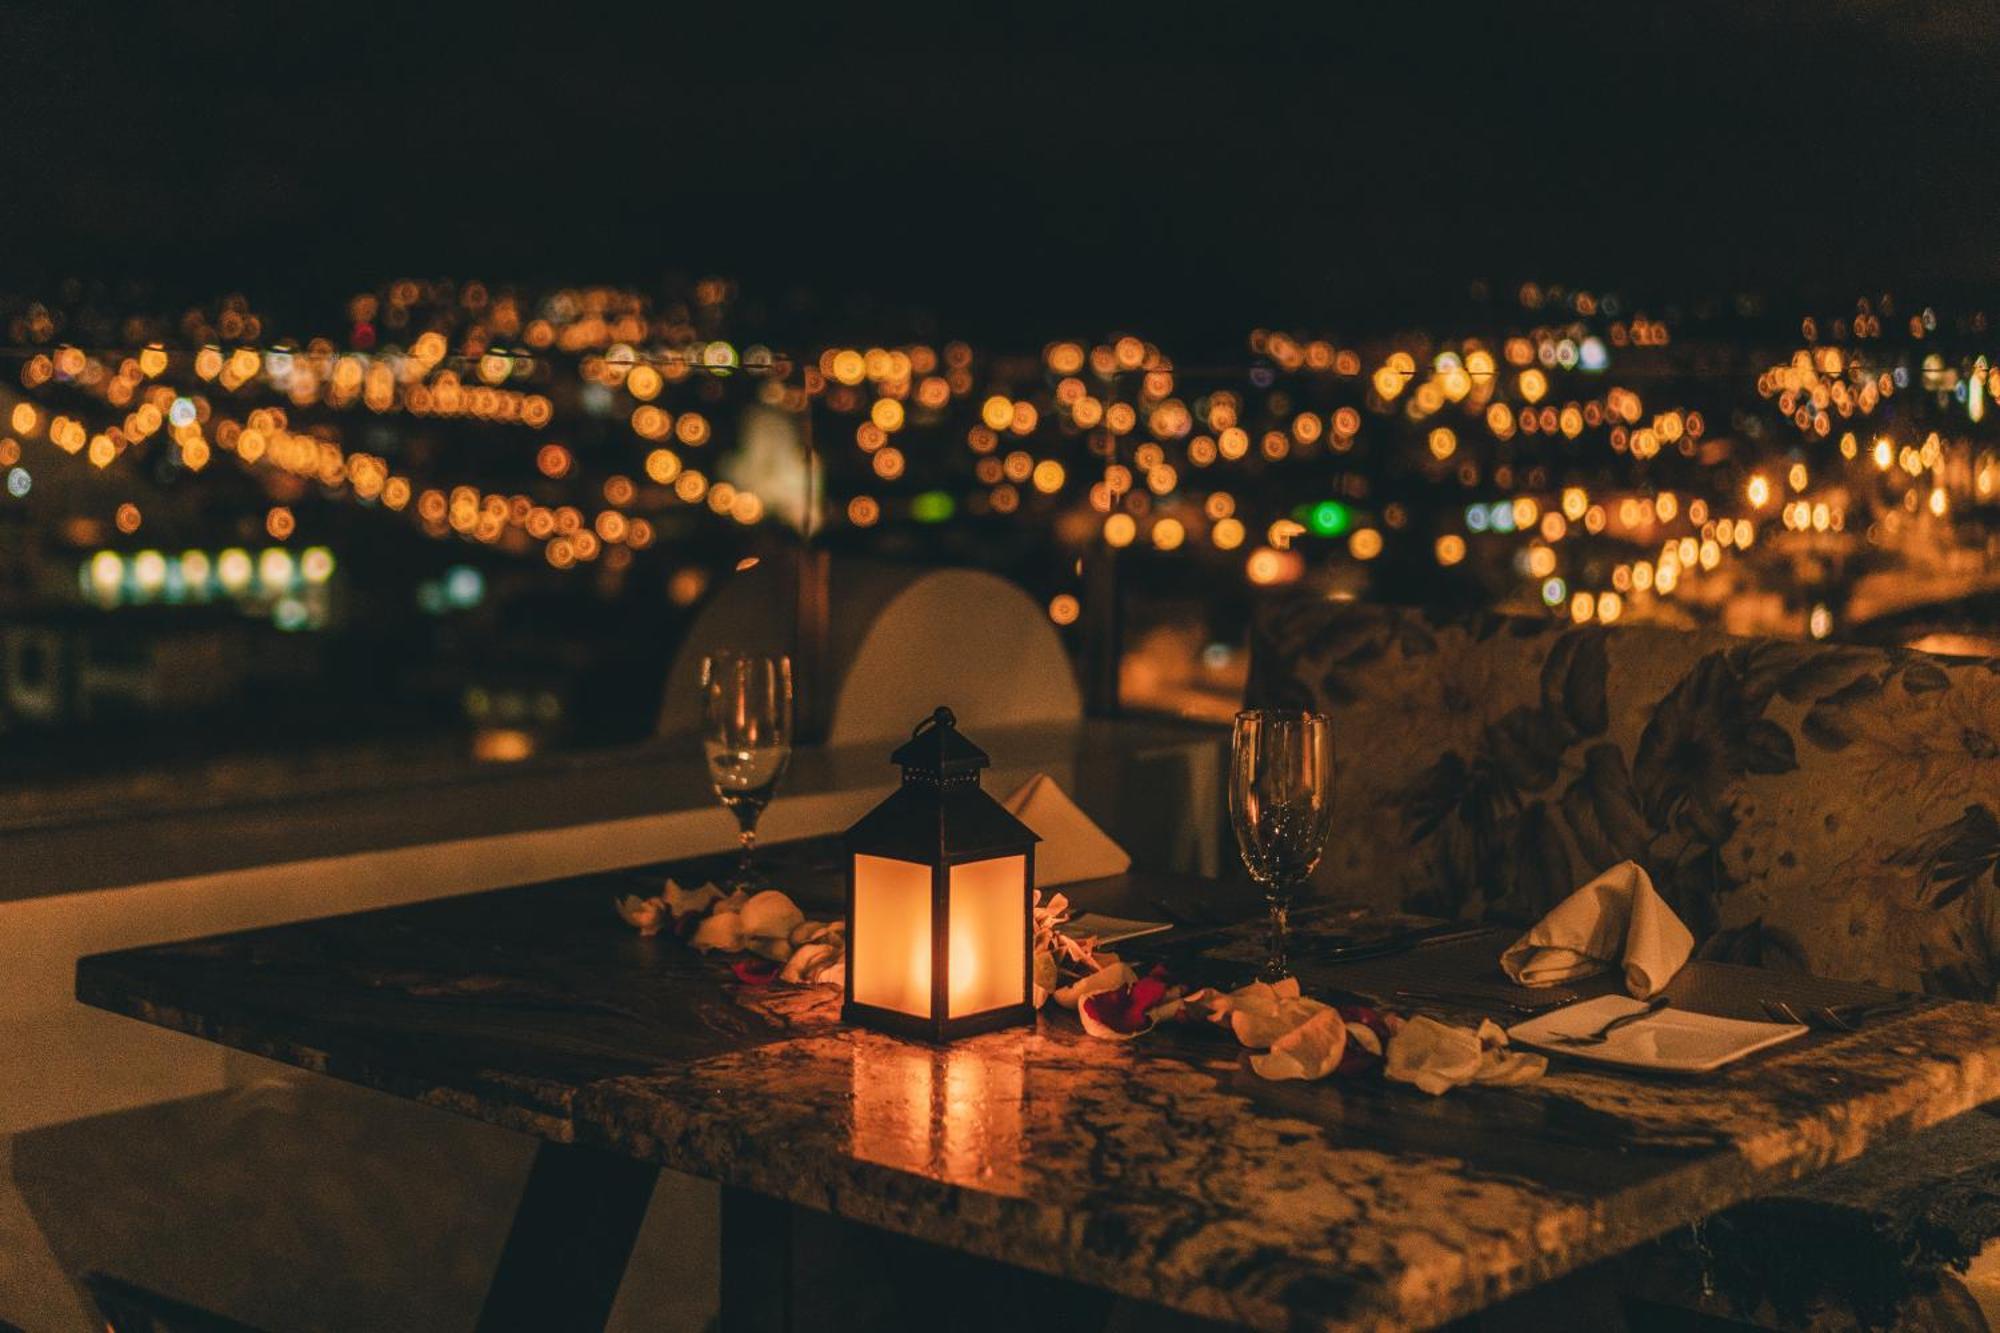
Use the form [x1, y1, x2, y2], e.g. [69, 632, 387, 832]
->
[76, 838, 2000, 1332]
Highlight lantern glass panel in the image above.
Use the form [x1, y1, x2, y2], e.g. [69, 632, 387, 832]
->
[851, 853, 933, 1017]
[947, 854, 1028, 1018]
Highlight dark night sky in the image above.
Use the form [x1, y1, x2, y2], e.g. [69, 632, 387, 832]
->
[3, 2, 1997, 339]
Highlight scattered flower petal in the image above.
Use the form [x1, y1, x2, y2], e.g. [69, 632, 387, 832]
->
[1384, 1015, 1486, 1095]
[664, 879, 723, 921]
[740, 890, 805, 941]
[1032, 890, 1071, 940]
[1384, 1014, 1547, 1094]
[1055, 960, 1134, 1009]
[780, 940, 841, 984]
[745, 933, 794, 963]
[1470, 1018, 1547, 1085]
[614, 894, 667, 937]
[790, 918, 838, 946]
[1221, 979, 1329, 1049]
[1032, 950, 1059, 1008]
[730, 958, 781, 986]
[690, 911, 746, 953]
[1171, 986, 1218, 1013]
[1079, 972, 1175, 1039]
[1475, 1048, 1549, 1086]
[1335, 1005, 1395, 1076]
[613, 878, 848, 990]
[1250, 1006, 1350, 1080]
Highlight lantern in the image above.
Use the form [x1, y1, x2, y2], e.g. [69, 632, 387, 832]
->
[842, 707, 1040, 1042]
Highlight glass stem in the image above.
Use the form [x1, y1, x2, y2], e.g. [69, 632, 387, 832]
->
[733, 804, 761, 886]
[1263, 890, 1291, 982]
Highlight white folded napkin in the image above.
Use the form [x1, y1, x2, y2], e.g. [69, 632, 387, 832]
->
[1004, 773, 1132, 888]
[1499, 860, 1693, 999]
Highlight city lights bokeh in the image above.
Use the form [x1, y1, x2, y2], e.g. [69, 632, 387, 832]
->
[5, 277, 2000, 745]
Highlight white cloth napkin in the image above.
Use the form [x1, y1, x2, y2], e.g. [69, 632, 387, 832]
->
[1500, 860, 1694, 999]
[1004, 773, 1131, 887]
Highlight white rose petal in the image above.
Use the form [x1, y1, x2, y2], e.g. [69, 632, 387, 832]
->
[1054, 961, 1135, 1009]
[663, 879, 724, 920]
[1474, 1048, 1549, 1086]
[1384, 1015, 1485, 1095]
[745, 934, 794, 963]
[1232, 998, 1330, 1049]
[739, 890, 805, 941]
[1249, 1007, 1350, 1081]
[614, 894, 667, 936]
[790, 918, 837, 946]
[1032, 951, 1060, 1008]
[689, 911, 746, 954]
[780, 940, 840, 984]
[1209, 977, 1299, 1015]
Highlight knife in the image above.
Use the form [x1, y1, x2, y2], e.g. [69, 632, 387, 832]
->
[1305, 923, 1503, 963]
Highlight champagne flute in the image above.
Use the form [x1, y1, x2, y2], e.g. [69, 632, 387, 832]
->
[701, 653, 794, 890]
[1229, 710, 1335, 982]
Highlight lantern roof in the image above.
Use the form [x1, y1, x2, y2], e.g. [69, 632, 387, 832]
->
[844, 783, 1040, 861]
[846, 707, 1040, 861]
[890, 706, 989, 780]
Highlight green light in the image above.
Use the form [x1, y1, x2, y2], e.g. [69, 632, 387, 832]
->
[911, 491, 955, 523]
[1307, 500, 1351, 537]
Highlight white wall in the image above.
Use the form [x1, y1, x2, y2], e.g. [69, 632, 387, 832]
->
[1, 784, 901, 1138]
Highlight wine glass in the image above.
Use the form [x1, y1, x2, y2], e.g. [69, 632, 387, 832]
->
[1229, 709, 1336, 982]
[700, 652, 794, 890]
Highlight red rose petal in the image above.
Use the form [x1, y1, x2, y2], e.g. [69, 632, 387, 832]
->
[1082, 975, 1172, 1035]
[1332, 1003, 1396, 1075]
[731, 958, 782, 986]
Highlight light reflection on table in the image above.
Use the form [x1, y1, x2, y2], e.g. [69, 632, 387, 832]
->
[850, 1035, 1026, 1193]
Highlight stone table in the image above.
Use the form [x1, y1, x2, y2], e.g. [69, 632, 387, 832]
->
[75, 838, 2000, 1331]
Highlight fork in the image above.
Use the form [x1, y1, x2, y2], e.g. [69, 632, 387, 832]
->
[1760, 1000, 1808, 1027]
[1762, 999, 1919, 1031]
[1548, 995, 1672, 1046]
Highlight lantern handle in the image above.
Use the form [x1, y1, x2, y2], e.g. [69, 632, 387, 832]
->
[912, 706, 956, 737]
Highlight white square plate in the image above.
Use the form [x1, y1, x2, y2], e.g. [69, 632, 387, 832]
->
[1507, 995, 1809, 1073]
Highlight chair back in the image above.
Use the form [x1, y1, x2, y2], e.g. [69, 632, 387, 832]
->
[1246, 597, 2000, 997]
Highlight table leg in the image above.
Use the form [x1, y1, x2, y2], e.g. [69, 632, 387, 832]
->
[475, 1140, 659, 1333]
[718, 1188, 1159, 1333]
[720, 1186, 794, 1333]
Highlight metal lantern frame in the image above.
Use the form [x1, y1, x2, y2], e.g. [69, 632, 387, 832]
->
[841, 707, 1040, 1042]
